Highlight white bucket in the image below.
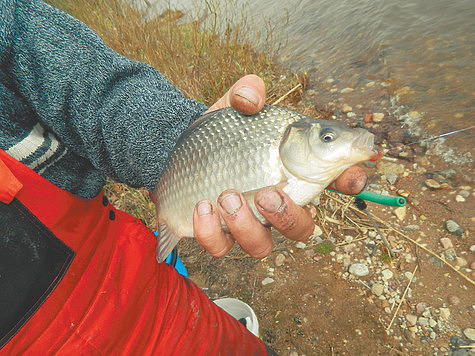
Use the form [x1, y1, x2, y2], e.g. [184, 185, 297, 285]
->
[213, 298, 259, 337]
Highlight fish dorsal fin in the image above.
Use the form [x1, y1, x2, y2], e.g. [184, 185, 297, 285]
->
[157, 223, 181, 263]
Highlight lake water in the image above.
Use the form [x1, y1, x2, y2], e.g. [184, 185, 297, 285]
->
[136, 0, 474, 167]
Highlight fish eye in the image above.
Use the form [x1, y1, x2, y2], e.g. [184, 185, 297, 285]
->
[320, 129, 336, 143]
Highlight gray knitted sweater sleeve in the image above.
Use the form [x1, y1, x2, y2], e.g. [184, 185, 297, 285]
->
[0, 0, 207, 198]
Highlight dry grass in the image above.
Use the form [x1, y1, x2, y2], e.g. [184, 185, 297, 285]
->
[47, 0, 305, 226]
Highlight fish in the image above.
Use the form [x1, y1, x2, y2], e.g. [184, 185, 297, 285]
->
[154, 105, 378, 262]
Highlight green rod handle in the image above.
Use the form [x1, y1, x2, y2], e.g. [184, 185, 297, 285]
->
[327, 189, 406, 207]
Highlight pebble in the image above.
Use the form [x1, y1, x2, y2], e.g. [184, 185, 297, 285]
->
[341, 87, 354, 94]
[342, 104, 352, 113]
[394, 206, 407, 221]
[349, 263, 369, 277]
[372, 113, 385, 122]
[462, 328, 475, 342]
[313, 225, 323, 237]
[289, 351, 299, 356]
[445, 219, 465, 238]
[470, 245, 475, 253]
[455, 256, 468, 267]
[275, 253, 286, 267]
[440, 237, 454, 249]
[424, 179, 441, 189]
[386, 173, 398, 185]
[381, 269, 394, 280]
[418, 317, 429, 327]
[295, 242, 306, 249]
[458, 190, 470, 198]
[416, 302, 429, 315]
[405, 314, 418, 327]
[455, 195, 466, 202]
[405, 225, 420, 231]
[439, 307, 450, 321]
[471, 261, 475, 270]
[371, 283, 384, 297]
[262, 277, 275, 285]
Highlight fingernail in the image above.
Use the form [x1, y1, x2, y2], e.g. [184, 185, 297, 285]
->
[219, 193, 242, 215]
[196, 200, 213, 216]
[235, 87, 259, 106]
[257, 190, 283, 213]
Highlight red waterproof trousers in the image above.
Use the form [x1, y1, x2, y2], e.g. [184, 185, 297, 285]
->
[0, 150, 267, 355]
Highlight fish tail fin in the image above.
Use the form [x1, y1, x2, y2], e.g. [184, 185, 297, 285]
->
[156, 223, 181, 263]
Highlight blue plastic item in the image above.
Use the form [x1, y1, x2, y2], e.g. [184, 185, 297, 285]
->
[154, 232, 188, 277]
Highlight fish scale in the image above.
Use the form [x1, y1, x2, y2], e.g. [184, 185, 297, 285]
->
[155, 105, 376, 261]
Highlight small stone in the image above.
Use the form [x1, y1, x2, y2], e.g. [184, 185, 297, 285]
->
[381, 269, 394, 280]
[455, 256, 468, 267]
[372, 113, 385, 122]
[405, 314, 418, 327]
[440, 237, 454, 249]
[438, 307, 450, 321]
[304, 249, 315, 259]
[424, 179, 441, 189]
[430, 331, 437, 340]
[349, 263, 369, 277]
[313, 225, 323, 237]
[462, 328, 475, 341]
[455, 195, 466, 202]
[341, 87, 354, 94]
[295, 242, 306, 249]
[394, 206, 407, 221]
[405, 225, 420, 231]
[262, 277, 275, 285]
[342, 104, 352, 113]
[439, 168, 457, 179]
[416, 302, 429, 315]
[458, 190, 470, 198]
[429, 318, 437, 328]
[447, 295, 461, 306]
[371, 283, 384, 297]
[386, 173, 398, 185]
[445, 220, 465, 237]
[471, 261, 475, 270]
[470, 245, 475, 253]
[275, 253, 286, 267]
[418, 317, 429, 327]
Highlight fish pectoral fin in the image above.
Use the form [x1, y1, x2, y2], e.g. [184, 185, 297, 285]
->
[157, 223, 181, 263]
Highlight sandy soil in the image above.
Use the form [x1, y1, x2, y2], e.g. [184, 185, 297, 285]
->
[178, 87, 474, 355]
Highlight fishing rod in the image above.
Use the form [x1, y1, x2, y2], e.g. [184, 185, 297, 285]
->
[383, 125, 475, 153]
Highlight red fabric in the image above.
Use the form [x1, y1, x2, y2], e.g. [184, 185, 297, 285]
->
[0, 150, 267, 355]
[0, 158, 23, 204]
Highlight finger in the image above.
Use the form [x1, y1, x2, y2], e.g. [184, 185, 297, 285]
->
[193, 200, 234, 257]
[205, 74, 266, 115]
[327, 165, 367, 195]
[217, 189, 273, 259]
[255, 187, 314, 242]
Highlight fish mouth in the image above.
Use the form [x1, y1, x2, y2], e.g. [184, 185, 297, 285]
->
[353, 130, 374, 151]
[352, 131, 382, 161]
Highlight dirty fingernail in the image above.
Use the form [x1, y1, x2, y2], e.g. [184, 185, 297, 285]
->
[235, 87, 259, 106]
[219, 193, 242, 215]
[257, 190, 283, 213]
[196, 200, 213, 216]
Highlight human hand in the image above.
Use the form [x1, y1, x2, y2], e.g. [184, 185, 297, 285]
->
[192, 75, 367, 258]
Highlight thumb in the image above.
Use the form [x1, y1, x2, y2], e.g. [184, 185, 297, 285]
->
[205, 74, 266, 115]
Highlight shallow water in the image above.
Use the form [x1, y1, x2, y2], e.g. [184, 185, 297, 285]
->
[137, 0, 474, 164]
